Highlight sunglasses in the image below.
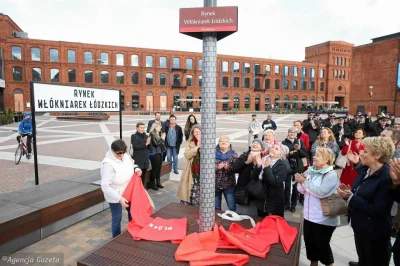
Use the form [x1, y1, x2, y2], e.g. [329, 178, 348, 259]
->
[114, 151, 126, 155]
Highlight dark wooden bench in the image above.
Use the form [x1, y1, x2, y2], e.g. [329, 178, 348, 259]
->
[0, 162, 172, 256]
[77, 202, 302, 266]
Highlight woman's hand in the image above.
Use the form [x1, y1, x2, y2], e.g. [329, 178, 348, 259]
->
[337, 183, 352, 199]
[294, 144, 300, 151]
[347, 150, 360, 164]
[345, 139, 350, 147]
[390, 158, 400, 185]
[294, 173, 306, 184]
[119, 197, 130, 208]
[223, 162, 229, 170]
[217, 163, 225, 170]
[161, 132, 166, 140]
[264, 157, 270, 168]
[135, 169, 142, 176]
[245, 153, 253, 164]
[255, 153, 262, 167]
[146, 137, 151, 146]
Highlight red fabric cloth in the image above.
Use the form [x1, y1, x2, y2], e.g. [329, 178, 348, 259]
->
[340, 140, 364, 187]
[299, 132, 310, 152]
[175, 225, 249, 266]
[175, 216, 298, 265]
[122, 173, 187, 242]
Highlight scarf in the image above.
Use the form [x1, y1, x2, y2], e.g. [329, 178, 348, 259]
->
[216, 148, 232, 161]
[307, 165, 330, 174]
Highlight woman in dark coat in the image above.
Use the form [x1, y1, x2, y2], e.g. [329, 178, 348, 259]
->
[148, 122, 166, 190]
[250, 143, 288, 218]
[282, 126, 308, 212]
[131, 122, 150, 186]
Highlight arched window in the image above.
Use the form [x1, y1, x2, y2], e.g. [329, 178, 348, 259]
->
[186, 75, 193, 86]
[100, 52, 108, 65]
[146, 56, 153, 67]
[244, 78, 250, 88]
[68, 69, 76, 82]
[274, 95, 280, 108]
[146, 73, 153, 85]
[293, 95, 299, 109]
[274, 65, 280, 75]
[84, 70, 92, 83]
[234, 94, 240, 109]
[255, 94, 260, 111]
[84, 51, 92, 64]
[340, 57, 343, 66]
[233, 62, 240, 72]
[51, 68, 60, 82]
[302, 96, 307, 108]
[160, 92, 167, 110]
[132, 72, 139, 84]
[275, 79, 280, 89]
[32, 68, 41, 82]
[132, 91, 139, 111]
[116, 53, 124, 66]
[186, 58, 193, 69]
[334, 70, 338, 78]
[116, 71, 124, 84]
[101, 71, 109, 83]
[31, 47, 40, 61]
[131, 54, 139, 67]
[222, 94, 229, 110]
[255, 78, 261, 89]
[265, 65, 271, 75]
[222, 61, 229, 72]
[12, 46, 22, 60]
[159, 73, 166, 85]
[222, 76, 229, 88]
[173, 93, 181, 107]
[284, 95, 289, 108]
[265, 95, 271, 111]
[12, 66, 23, 81]
[49, 49, 59, 62]
[120, 92, 125, 111]
[146, 92, 154, 111]
[335, 57, 339, 65]
[173, 57, 180, 68]
[344, 58, 347, 66]
[244, 94, 250, 109]
[343, 71, 346, 80]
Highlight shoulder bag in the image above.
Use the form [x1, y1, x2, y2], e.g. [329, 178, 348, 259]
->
[320, 173, 348, 216]
[335, 141, 352, 169]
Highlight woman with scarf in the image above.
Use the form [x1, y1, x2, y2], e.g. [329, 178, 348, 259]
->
[339, 128, 366, 187]
[249, 143, 288, 218]
[184, 115, 199, 141]
[311, 127, 340, 161]
[282, 126, 308, 212]
[177, 124, 201, 205]
[263, 129, 279, 153]
[294, 147, 340, 266]
[148, 122, 166, 190]
[215, 135, 238, 211]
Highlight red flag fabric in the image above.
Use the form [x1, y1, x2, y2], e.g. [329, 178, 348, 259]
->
[175, 224, 249, 266]
[122, 173, 187, 242]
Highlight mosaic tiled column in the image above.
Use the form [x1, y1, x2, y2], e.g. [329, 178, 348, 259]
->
[199, 31, 217, 232]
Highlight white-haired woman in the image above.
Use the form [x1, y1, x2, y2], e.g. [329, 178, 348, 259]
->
[263, 129, 279, 154]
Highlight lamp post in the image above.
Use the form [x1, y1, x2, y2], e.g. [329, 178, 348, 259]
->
[369, 86, 373, 113]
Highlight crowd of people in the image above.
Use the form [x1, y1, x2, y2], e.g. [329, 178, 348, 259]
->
[98, 110, 400, 266]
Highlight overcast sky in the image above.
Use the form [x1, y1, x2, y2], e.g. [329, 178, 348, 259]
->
[2, 0, 400, 61]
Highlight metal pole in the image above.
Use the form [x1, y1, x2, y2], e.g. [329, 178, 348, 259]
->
[199, 0, 217, 232]
[119, 90, 122, 139]
[30, 82, 39, 185]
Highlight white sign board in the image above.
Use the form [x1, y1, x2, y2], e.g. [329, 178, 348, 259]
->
[33, 83, 120, 112]
[0, 79, 5, 88]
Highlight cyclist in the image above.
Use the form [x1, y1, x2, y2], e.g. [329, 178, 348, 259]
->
[17, 112, 33, 159]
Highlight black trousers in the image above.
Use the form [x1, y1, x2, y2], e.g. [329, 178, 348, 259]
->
[291, 183, 299, 208]
[303, 219, 336, 265]
[354, 233, 390, 266]
[284, 174, 292, 208]
[17, 134, 32, 153]
[140, 169, 147, 188]
[150, 154, 162, 184]
[257, 209, 284, 218]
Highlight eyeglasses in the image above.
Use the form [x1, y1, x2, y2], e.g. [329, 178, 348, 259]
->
[114, 151, 126, 155]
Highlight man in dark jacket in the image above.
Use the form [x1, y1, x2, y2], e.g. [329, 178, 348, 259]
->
[262, 114, 277, 131]
[131, 122, 150, 187]
[367, 115, 389, 137]
[332, 117, 352, 149]
[147, 112, 164, 133]
[303, 114, 321, 164]
[164, 114, 183, 174]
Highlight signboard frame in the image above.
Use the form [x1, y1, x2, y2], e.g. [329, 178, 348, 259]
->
[30, 82, 123, 185]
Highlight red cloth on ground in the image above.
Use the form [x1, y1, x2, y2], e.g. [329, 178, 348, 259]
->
[122, 173, 187, 242]
[175, 216, 298, 265]
[175, 225, 249, 266]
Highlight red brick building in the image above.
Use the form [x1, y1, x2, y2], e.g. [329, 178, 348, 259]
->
[350, 33, 400, 115]
[0, 14, 353, 113]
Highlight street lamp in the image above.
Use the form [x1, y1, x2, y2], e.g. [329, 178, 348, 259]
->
[369, 86, 373, 113]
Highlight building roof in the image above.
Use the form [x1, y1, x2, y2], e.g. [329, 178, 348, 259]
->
[371, 32, 400, 43]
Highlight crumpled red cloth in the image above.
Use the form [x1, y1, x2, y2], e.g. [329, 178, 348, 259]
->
[175, 215, 298, 265]
[122, 173, 187, 242]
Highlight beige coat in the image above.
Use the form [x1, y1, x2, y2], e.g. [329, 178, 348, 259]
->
[176, 141, 198, 202]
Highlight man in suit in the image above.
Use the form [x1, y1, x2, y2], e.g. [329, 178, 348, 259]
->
[164, 114, 183, 174]
[147, 112, 164, 133]
[332, 117, 352, 149]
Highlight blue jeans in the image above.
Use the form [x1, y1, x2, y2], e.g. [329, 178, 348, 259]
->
[167, 147, 178, 172]
[109, 202, 132, 238]
[215, 187, 236, 211]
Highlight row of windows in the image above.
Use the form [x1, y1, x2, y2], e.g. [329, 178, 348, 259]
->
[11, 46, 325, 77]
[333, 69, 349, 80]
[333, 56, 350, 66]
[12, 66, 325, 91]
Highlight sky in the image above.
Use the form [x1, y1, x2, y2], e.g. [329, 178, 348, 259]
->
[2, 0, 400, 61]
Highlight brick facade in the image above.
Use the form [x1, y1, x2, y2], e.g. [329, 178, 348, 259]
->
[350, 35, 400, 115]
[0, 14, 353, 113]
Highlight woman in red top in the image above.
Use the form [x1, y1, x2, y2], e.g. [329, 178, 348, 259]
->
[340, 128, 366, 186]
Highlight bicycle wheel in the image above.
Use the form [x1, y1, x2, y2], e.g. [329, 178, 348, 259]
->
[14, 144, 23, 164]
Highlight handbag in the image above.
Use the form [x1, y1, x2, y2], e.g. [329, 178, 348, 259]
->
[235, 187, 249, 206]
[246, 179, 266, 198]
[335, 141, 352, 169]
[320, 193, 348, 216]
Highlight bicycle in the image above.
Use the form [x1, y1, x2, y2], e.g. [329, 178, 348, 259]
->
[12, 130, 33, 164]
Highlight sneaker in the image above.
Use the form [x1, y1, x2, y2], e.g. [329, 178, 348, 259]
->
[174, 170, 179, 174]
[26, 154, 32, 160]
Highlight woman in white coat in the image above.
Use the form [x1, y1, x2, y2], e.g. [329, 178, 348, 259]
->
[101, 139, 142, 238]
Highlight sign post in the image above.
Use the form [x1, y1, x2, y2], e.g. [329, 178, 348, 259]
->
[180, 1, 238, 232]
[30, 82, 121, 185]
